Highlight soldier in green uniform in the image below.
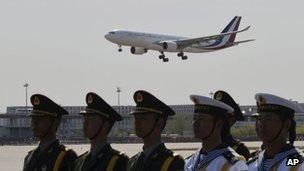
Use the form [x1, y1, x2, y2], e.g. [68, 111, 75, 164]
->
[72, 92, 129, 171]
[23, 94, 77, 171]
[127, 90, 184, 171]
[213, 90, 251, 160]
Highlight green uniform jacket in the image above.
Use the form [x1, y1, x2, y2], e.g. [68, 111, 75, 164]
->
[23, 140, 77, 171]
[73, 143, 129, 171]
[127, 143, 184, 171]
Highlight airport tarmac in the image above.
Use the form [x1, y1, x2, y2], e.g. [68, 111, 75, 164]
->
[0, 141, 303, 171]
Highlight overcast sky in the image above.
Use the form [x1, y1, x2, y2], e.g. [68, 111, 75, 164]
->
[1, 0, 304, 112]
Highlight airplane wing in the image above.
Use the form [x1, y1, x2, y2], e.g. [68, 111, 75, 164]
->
[165, 26, 251, 49]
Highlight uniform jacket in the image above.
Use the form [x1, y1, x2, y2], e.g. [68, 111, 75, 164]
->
[127, 143, 184, 171]
[73, 143, 129, 171]
[23, 139, 77, 171]
[247, 145, 304, 171]
[185, 144, 248, 171]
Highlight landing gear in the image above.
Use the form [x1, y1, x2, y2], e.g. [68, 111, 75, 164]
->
[159, 52, 169, 62]
[181, 56, 188, 60]
[177, 52, 188, 60]
[118, 45, 122, 52]
[177, 52, 184, 57]
[159, 54, 165, 59]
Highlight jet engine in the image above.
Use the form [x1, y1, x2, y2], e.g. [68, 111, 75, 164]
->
[130, 47, 147, 55]
[161, 41, 178, 51]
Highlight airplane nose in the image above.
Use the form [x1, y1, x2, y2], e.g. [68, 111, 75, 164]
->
[104, 33, 109, 40]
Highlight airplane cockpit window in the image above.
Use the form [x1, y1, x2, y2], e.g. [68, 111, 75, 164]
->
[109, 31, 115, 34]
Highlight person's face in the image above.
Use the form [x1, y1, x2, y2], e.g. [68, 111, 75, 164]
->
[133, 113, 158, 138]
[255, 112, 284, 143]
[83, 113, 105, 139]
[31, 116, 54, 138]
[192, 113, 217, 139]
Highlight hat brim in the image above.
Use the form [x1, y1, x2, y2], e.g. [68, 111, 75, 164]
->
[80, 110, 122, 121]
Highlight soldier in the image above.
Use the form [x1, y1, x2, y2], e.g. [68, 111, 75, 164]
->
[247, 93, 304, 170]
[127, 90, 184, 171]
[73, 92, 129, 171]
[23, 94, 77, 171]
[185, 94, 247, 171]
[248, 113, 266, 159]
[213, 90, 250, 160]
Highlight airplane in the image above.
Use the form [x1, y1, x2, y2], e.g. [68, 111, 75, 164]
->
[104, 16, 254, 62]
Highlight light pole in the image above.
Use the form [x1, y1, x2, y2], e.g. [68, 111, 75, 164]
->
[23, 83, 29, 115]
[116, 87, 121, 106]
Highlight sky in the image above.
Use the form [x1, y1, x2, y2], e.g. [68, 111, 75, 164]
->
[1, 0, 304, 112]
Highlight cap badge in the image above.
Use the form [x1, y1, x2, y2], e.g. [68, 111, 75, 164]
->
[34, 96, 40, 105]
[136, 93, 143, 102]
[87, 94, 93, 104]
[215, 92, 222, 100]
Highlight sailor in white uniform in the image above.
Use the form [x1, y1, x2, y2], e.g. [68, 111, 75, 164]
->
[247, 93, 304, 171]
[185, 95, 248, 171]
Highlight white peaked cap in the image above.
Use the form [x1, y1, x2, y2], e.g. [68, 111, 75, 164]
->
[190, 95, 234, 113]
[255, 93, 304, 113]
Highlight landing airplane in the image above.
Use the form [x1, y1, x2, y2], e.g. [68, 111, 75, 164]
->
[104, 16, 254, 62]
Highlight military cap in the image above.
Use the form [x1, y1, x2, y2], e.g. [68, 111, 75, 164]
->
[214, 90, 245, 121]
[130, 90, 175, 116]
[190, 94, 234, 117]
[28, 94, 68, 118]
[80, 92, 122, 121]
[254, 93, 304, 117]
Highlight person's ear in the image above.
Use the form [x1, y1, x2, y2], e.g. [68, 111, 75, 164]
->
[283, 119, 292, 132]
[156, 118, 165, 131]
[52, 119, 60, 131]
[215, 119, 224, 129]
[102, 120, 110, 130]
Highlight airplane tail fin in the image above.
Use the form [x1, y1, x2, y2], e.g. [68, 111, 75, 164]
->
[221, 16, 241, 43]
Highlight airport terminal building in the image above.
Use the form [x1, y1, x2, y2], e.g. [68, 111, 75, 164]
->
[1, 103, 304, 140]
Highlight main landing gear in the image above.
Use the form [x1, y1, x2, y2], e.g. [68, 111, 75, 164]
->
[159, 52, 169, 62]
[177, 52, 188, 60]
[118, 45, 122, 52]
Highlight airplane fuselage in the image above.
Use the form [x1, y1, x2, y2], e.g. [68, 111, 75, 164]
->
[105, 30, 220, 53]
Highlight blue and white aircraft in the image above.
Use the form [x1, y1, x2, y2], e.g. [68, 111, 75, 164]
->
[105, 16, 254, 62]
